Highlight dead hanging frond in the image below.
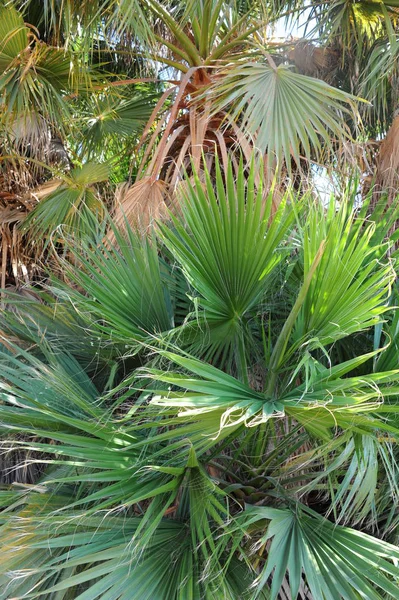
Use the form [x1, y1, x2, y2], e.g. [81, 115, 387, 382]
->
[28, 178, 63, 202]
[331, 139, 380, 198]
[0, 161, 110, 293]
[112, 177, 170, 236]
[374, 114, 399, 204]
[114, 66, 260, 234]
[288, 41, 338, 77]
[0, 182, 41, 294]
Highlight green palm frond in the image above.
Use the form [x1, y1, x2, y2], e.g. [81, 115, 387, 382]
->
[159, 158, 296, 372]
[0, 495, 255, 600]
[0, 4, 87, 145]
[137, 347, 399, 455]
[291, 196, 394, 351]
[80, 92, 159, 160]
[375, 285, 399, 372]
[310, 0, 386, 51]
[21, 162, 109, 240]
[161, 159, 294, 320]
[15, 0, 156, 50]
[327, 434, 397, 525]
[361, 35, 399, 123]
[210, 61, 360, 169]
[0, 289, 120, 378]
[0, 3, 28, 66]
[228, 503, 399, 600]
[54, 220, 174, 343]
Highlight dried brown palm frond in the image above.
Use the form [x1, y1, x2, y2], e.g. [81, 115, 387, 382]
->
[112, 177, 170, 235]
[0, 172, 43, 294]
[0, 174, 74, 294]
[374, 114, 399, 204]
[288, 41, 338, 77]
[27, 178, 63, 201]
[336, 139, 379, 175]
[110, 0, 358, 232]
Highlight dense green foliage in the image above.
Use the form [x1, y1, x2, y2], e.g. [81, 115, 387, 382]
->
[2, 162, 399, 598]
[3, 0, 399, 598]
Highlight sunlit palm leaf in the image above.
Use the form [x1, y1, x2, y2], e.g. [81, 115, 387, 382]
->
[210, 61, 360, 168]
[291, 197, 394, 352]
[139, 347, 399, 451]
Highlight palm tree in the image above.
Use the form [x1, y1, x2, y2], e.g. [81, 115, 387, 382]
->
[3, 3, 399, 594]
[0, 1, 158, 287]
[2, 160, 399, 598]
[3, 0, 399, 258]
[1, 0, 364, 253]
[272, 0, 399, 199]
